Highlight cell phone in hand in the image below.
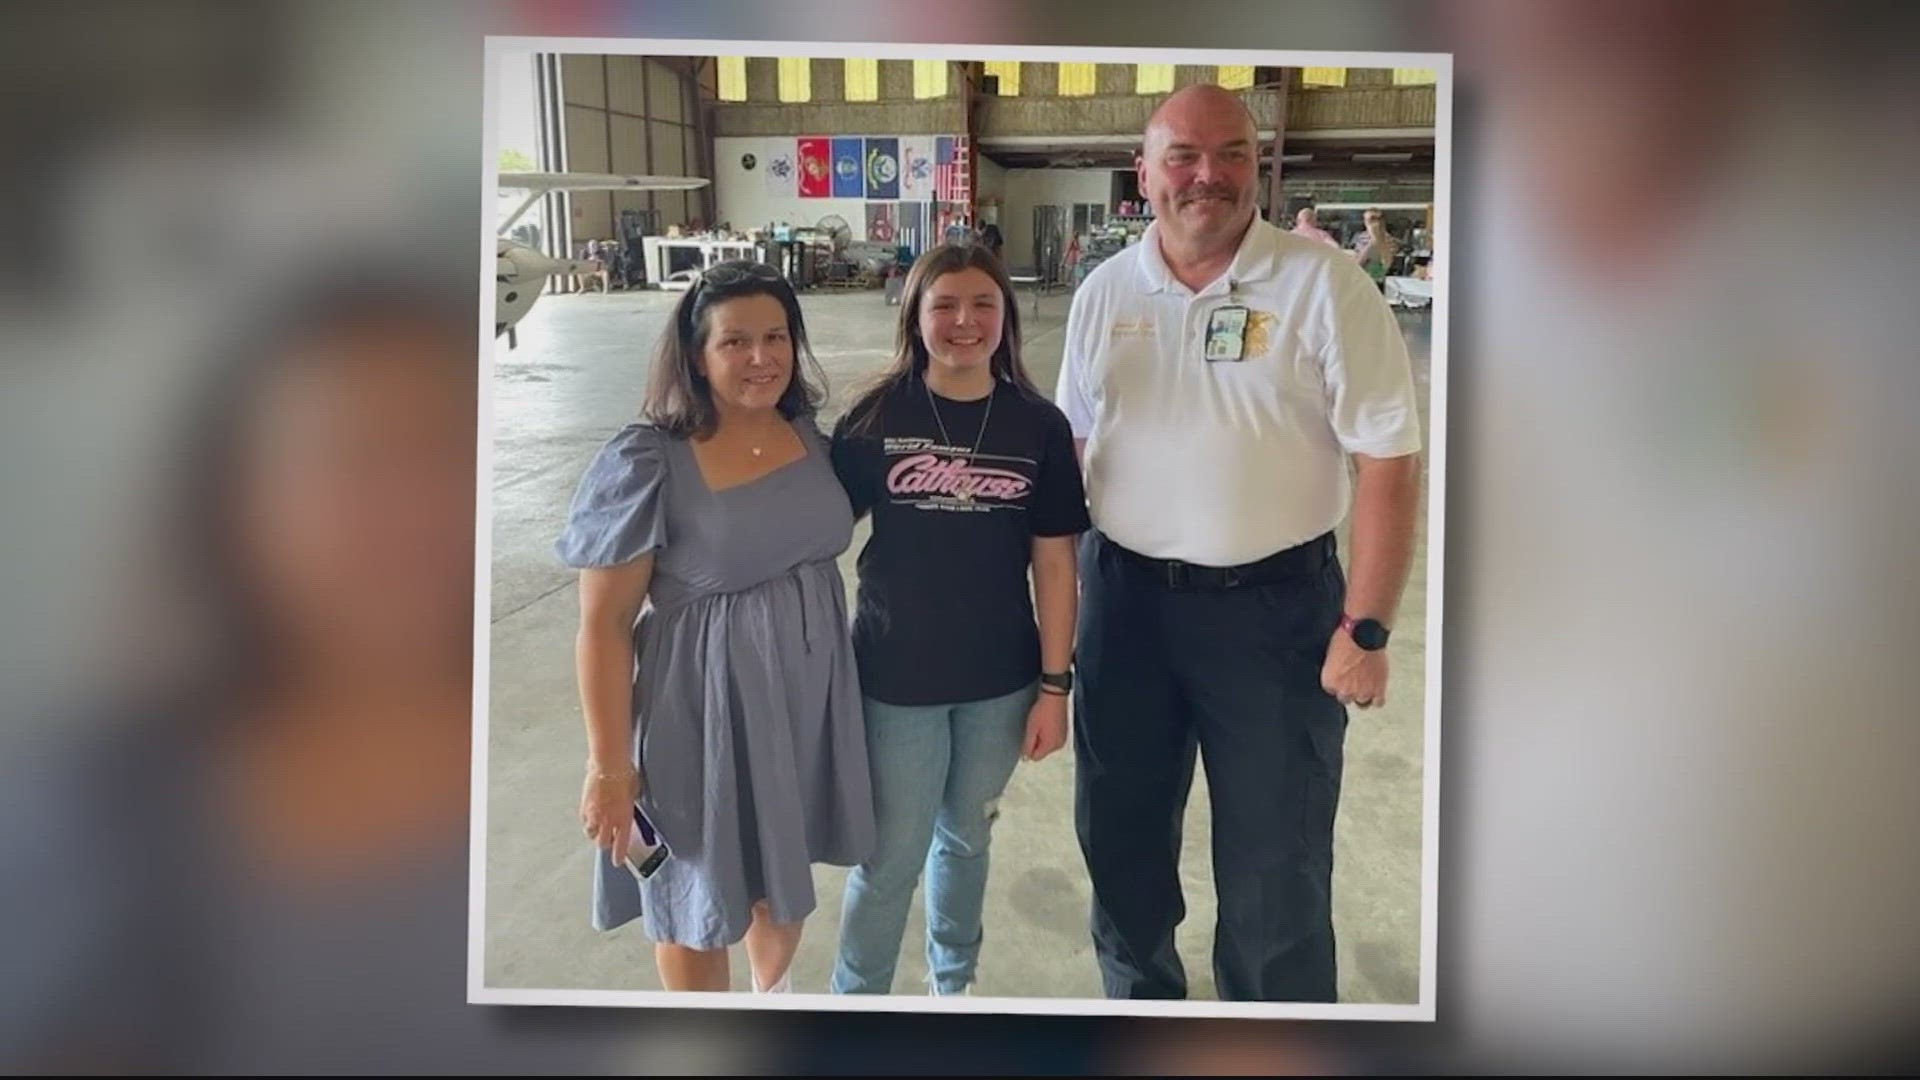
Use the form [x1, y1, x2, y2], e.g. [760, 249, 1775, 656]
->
[624, 802, 669, 881]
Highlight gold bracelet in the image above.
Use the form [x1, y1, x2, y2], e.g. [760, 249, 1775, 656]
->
[586, 765, 634, 781]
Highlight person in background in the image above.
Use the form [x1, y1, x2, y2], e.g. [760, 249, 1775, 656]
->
[1354, 208, 1400, 286]
[1290, 205, 1340, 247]
[977, 221, 1005, 263]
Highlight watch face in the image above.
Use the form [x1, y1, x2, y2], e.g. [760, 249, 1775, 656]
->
[1352, 618, 1390, 650]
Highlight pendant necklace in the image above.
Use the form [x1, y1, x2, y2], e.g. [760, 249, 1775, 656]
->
[925, 373, 994, 502]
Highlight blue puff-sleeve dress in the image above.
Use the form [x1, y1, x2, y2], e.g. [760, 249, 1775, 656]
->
[555, 417, 875, 950]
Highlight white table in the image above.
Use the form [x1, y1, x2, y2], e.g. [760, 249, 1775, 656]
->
[1008, 274, 1048, 318]
[1384, 276, 1433, 309]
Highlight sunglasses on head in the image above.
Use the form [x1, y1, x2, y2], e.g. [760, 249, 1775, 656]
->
[698, 261, 785, 290]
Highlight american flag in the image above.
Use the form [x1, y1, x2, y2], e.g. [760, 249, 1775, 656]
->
[935, 135, 969, 205]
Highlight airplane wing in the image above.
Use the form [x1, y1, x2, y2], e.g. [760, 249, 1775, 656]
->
[497, 171, 710, 234]
[498, 171, 710, 193]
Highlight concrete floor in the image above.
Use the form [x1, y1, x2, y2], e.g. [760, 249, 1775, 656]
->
[482, 283, 1432, 1003]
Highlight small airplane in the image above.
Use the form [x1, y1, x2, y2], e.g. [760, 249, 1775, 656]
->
[495, 171, 711, 346]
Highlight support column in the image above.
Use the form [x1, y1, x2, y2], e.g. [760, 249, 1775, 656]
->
[962, 60, 979, 232]
[689, 61, 716, 228]
[1266, 67, 1290, 224]
[702, 109, 719, 229]
[640, 57, 656, 223]
[535, 53, 574, 290]
[600, 56, 616, 239]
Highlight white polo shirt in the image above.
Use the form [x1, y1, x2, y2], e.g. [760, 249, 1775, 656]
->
[1056, 215, 1422, 567]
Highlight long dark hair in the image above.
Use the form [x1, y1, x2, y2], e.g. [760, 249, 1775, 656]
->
[642, 260, 827, 440]
[839, 242, 1042, 437]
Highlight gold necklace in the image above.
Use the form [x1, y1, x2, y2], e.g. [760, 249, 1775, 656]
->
[723, 415, 780, 458]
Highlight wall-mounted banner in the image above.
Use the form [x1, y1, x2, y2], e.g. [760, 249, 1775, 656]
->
[899, 201, 934, 253]
[763, 145, 797, 196]
[864, 138, 900, 200]
[900, 137, 935, 202]
[831, 137, 864, 198]
[935, 135, 970, 204]
[798, 138, 830, 198]
[866, 201, 898, 244]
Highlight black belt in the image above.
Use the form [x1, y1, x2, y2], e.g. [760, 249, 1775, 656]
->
[1100, 530, 1336, 590]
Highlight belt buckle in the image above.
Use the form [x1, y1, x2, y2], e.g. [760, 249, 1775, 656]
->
[1221, 566, 1244, 588]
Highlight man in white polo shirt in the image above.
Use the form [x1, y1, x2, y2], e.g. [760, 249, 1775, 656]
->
[1056, 84, 1423, 1003]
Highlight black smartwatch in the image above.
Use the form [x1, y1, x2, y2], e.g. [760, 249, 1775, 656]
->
[1340, 614, 1391, 651]
[1039, 670, 1073, 694]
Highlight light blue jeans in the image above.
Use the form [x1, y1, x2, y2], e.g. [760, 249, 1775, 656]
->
[831, 681, 1037, 995]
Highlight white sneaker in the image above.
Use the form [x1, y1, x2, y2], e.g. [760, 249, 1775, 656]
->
[755, 970, 793, 994]
[929, 982, 972, 997]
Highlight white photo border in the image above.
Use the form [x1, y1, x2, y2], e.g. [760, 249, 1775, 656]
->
[472, 34, 1451, 1023]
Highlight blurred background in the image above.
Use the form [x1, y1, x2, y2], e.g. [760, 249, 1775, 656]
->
[2, 0, 1916, 1073]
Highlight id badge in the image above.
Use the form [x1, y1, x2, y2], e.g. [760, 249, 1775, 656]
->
[1204, 305, 1250, 362]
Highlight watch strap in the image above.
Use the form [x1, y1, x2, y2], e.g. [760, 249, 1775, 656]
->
[1339, 614, 1390, 650]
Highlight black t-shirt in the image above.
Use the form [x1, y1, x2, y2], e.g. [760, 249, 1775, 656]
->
[830, 376, 1091, 707]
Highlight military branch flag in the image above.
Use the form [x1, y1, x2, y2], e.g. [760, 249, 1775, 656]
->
[900, 136, 935, 202]
[798, 137, 830, 198]
[864, 138, 900, 200]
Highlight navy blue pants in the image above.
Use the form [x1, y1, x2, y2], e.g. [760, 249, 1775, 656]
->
[1073, 529, 1349, 1002]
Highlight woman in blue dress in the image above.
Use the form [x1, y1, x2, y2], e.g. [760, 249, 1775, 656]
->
[557, 262, 875, 993]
